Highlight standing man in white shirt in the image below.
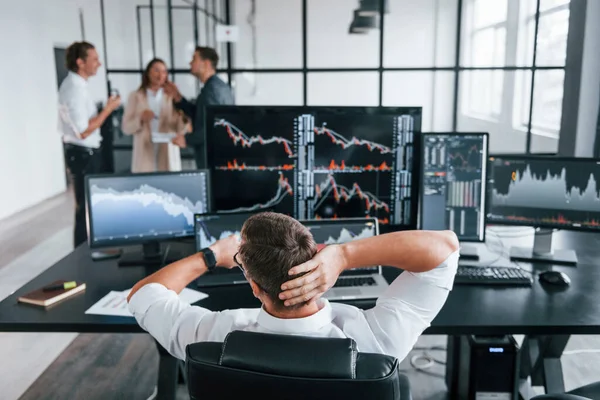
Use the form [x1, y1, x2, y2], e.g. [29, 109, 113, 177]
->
[127, 212, 459, 362]
[58, 41, 121, 247]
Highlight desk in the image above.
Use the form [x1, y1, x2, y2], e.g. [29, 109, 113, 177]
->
[1, 230, 600, 399]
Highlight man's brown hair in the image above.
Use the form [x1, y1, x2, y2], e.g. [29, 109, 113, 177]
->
[239, 212, 317, 310]
[65, 41, 95, 72]
[195, 46, 219, 69]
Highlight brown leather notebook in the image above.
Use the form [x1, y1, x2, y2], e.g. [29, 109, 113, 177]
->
[18, 280, 86, 307]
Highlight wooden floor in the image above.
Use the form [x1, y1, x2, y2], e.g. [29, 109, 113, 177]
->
[1, 191, 600, 399]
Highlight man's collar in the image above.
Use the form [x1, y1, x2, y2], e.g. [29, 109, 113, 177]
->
[257, 299, 334, 334]
[68, 71, 87, 85]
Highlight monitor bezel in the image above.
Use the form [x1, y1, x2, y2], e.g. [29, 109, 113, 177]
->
[204, 105, 423, 230]
[419, 132, 489, 243]
[85, 169, 212, 249]
[486, 154, 600, 233]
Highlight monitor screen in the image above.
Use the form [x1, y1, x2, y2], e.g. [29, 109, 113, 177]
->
[421, 133, 488, 242]
[206, 106, 422, 228]
[195, 212, 255, 251]
[86, 171, 210, 248]
[487, 156, 600, 231]
[301, 218, 379, 273]
[301, 218, 378, 245]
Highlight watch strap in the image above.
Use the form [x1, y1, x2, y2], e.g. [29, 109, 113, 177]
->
[200, 247, 217, 272]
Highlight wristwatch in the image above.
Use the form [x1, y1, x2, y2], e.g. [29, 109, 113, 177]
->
[200, 248, 217, 272]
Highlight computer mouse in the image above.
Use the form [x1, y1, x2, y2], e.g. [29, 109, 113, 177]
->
[539, 270, 571, 287]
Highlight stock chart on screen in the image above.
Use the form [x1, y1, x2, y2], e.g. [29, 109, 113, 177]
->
[206, 107, 421, 227]
[86, 171, 209, 247]
[487, 156, 600, 231]
[302, 218, 378, 245]
[194, 212, 254, 251]
[421, 133, 488, 241]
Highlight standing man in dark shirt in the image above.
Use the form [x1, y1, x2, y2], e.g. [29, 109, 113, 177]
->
[164, 47, 234, 169]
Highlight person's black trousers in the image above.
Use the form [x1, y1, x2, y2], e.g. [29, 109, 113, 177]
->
[64, 144, 102, 248]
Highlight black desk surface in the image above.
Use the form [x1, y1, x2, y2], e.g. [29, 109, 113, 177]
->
[1, 230, 600, 335]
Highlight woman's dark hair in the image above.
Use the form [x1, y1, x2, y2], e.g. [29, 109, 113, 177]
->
[139, 58, 167, 91]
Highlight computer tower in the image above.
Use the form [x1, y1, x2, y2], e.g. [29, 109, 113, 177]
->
[454, 335, 520, 400]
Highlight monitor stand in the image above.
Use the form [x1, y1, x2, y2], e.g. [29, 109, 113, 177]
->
[509, 229, 578, 265]
[118, 241, 182, 267]
[459, 244, 480, 261]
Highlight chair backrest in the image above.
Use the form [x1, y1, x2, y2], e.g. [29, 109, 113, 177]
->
[186, 330, 411, 400]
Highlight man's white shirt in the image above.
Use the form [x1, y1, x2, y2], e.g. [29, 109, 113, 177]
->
[58, 71, 101, 149]
[129, 251, 459, 362]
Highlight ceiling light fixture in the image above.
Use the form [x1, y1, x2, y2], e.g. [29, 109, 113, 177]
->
[348, 9, 378, 34]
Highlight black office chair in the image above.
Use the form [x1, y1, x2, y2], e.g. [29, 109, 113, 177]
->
[185, 330, 412, 400]
[531, 382, 600, 400]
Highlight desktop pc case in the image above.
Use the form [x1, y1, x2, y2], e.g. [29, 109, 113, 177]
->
[447, 335, 520, 400]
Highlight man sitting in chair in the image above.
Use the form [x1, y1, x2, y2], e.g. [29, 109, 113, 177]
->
[127, 212, 459, 362]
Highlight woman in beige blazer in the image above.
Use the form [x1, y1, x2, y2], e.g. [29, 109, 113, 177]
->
[122, 58, 188, 172]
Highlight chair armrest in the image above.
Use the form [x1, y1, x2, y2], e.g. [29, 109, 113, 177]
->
[531, 394, 592, 400]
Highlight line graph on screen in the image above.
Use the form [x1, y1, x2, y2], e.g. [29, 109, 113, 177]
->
[218, 172, 293, 213]
[314, 124, 392, 154]
[314, 174, 390, 214]
[214, 119, 295, 157]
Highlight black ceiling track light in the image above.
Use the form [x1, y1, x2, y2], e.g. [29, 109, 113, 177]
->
[348, 9, 378, 34]
[348, 0, 388, 34]
[356, 0, 389, 16]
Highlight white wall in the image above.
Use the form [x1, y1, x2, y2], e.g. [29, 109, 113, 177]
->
[0, 0, 82, 221]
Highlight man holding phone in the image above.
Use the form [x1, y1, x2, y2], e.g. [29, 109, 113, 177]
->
[58, 41, 121, 247]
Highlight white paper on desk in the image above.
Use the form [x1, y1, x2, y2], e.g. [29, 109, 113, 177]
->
[151, 131, 176, 143]
[85, 291, 131, 317]
[85, 288, 208, 317]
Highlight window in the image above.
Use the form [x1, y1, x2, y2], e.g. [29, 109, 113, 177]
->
[234, 73, 303, 105]
[463, 0, 508, 67]
[383, 0, 458, 67]
[308, 72, 378, 106]
[514, 0, 569, 136]
[461, 0, 508, 120]
[100, 0, 576, 156]
[307, 0, 379, 68]
[232, 0, 302, 68]
[383, 71, 454, 131]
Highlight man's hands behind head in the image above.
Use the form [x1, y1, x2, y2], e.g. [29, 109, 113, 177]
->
[279, 245, 346, 307]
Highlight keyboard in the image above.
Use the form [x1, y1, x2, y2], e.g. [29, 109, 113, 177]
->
[455, 266, 533, 286]
[333, 277, 376, 288]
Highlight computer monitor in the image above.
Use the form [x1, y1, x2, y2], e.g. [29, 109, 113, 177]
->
[205, 106, 422, 230]
[194, 211, 255, 251]
[487, 155, 600, 264]
[420, 133, 488, 259]
[300, 218, 380, 274]
[85, 170, 210, 266]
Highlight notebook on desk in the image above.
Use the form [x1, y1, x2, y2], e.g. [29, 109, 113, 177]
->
[17, 280, 86, 307]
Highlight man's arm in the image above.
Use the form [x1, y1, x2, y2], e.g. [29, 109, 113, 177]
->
[126, 235, 242, 359]
[64, 94, 120, 139]
[174, 96, 197, 120]
[281, 231, 459, 361]
[281, 230, 459, 300]
[127, 235, 239, 302]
